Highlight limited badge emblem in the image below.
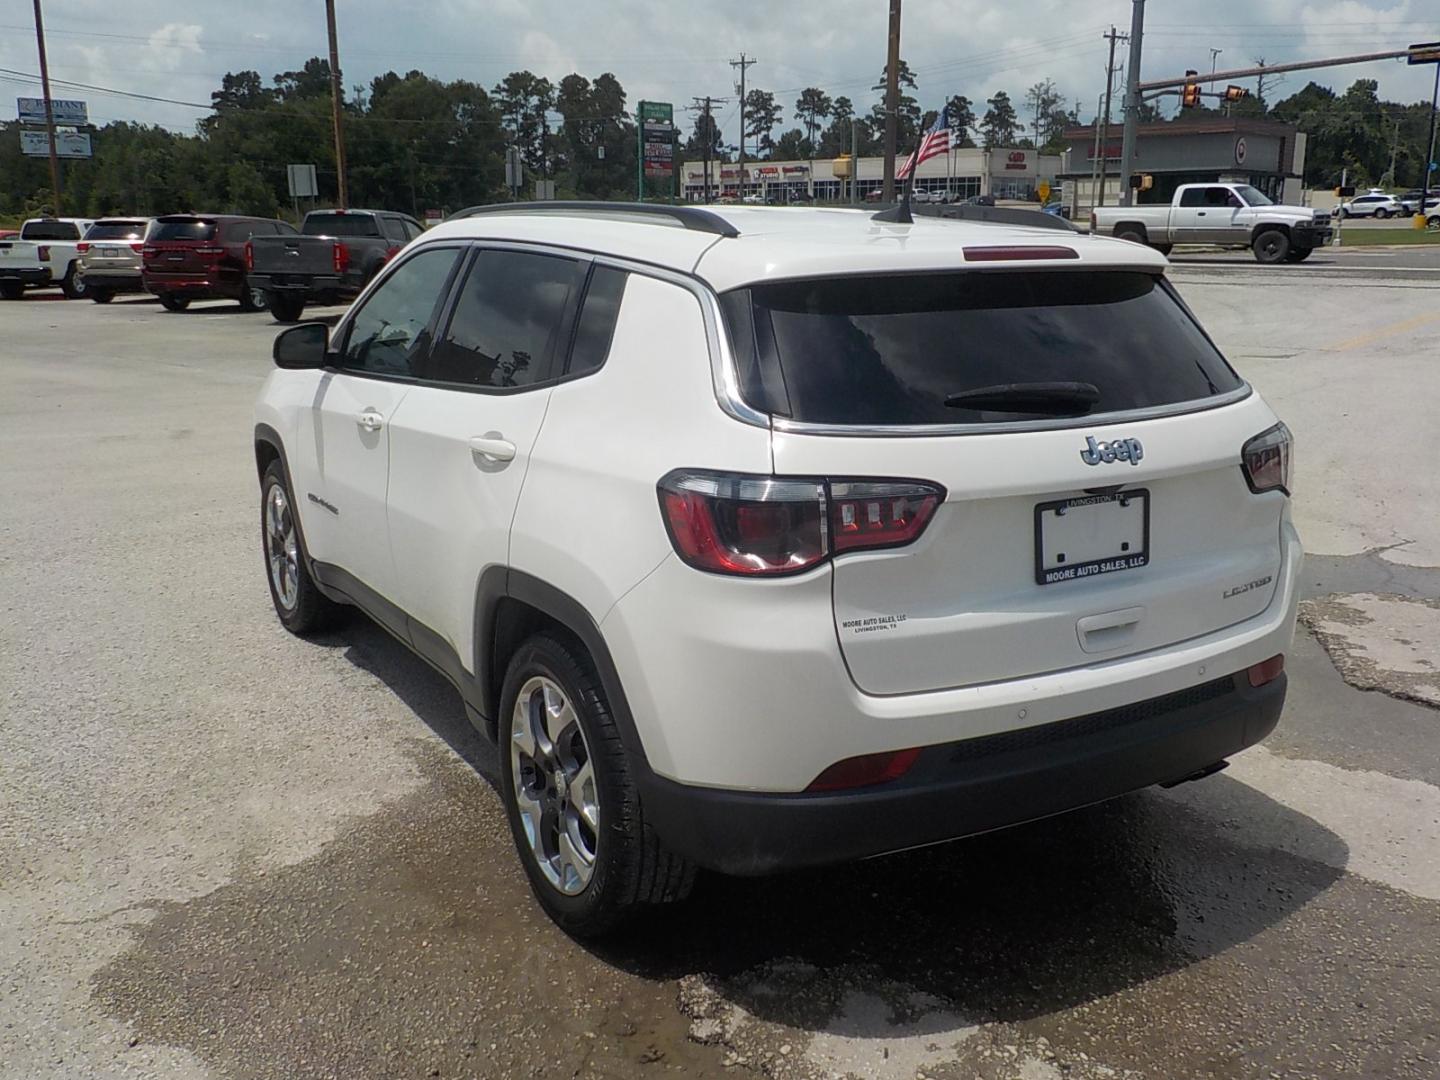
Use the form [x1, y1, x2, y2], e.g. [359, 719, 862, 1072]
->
[1081, 435, 1144, 466]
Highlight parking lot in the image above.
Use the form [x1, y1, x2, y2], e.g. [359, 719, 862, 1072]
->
[3, 255, 1439, 1079]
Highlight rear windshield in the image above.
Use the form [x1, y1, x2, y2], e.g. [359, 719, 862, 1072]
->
[86, 221, 148, 241]
[722, 271, 1242, 426]
[303, 213, 381, 237]
[21, 221, 80, 241]
[150, 220, 216, 242]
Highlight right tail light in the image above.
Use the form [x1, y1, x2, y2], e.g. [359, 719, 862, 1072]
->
[657, 470, 944, 577]
[1241, 422, 1293, 496]
[333, 241, 350, 273]
[244, 241, 254, 271]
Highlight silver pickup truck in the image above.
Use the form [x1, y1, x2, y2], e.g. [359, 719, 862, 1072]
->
[1092, 183, 1333, 264]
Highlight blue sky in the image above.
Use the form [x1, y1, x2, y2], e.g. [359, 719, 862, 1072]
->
[1, 0, 1435, 141]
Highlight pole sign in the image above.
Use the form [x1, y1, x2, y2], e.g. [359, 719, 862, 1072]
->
[1408, 42, 1440, 64]
[17, 97, 88, 125]
[286, 164, 318, 199]
[21, 130, 91, 158]
[640, 101, 675, 179]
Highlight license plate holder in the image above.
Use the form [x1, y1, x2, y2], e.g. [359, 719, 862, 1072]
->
[101, 246, 120, 257]
[1034, 489, 1149, 585]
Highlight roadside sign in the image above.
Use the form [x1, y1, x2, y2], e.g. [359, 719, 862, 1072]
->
[639, 101, 673, 124]
[1037, 180, 1051, 203]
[20, 129, 90, 158]
[1407, 41, 1440, 64]
[424, 208, 443, 227]
[505, 147, 524, 189]
[17, 97, 87, 125]
[534, 179, 556, 201]
[286, 164, 318, 199]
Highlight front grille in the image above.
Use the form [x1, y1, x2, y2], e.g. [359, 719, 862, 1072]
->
[941, 675, 1236, 766]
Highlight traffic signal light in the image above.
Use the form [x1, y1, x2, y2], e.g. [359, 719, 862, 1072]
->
[1224, 85, 1250, 103]
[1129, 173, 1154, 192]
[1182, 71, 1201, 108]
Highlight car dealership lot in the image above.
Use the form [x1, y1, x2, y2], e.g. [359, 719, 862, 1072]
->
[3, 279, 1438, 1079]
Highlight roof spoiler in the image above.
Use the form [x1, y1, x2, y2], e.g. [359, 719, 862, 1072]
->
[447, 201, 740, 238]
[920, 203, 1080, 233]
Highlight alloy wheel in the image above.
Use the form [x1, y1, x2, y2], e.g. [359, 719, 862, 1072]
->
[264, 484, 300, 610]
[509, 675, 599, 895]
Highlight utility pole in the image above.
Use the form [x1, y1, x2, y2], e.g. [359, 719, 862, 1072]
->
[1097, 25, 1125, 210]
[324, 0, 349, 208]
[731, 54, 756, 201]
[690, 96, 722, 204]
[881, 0, 902, 202]
[1117, 0, 1146, 208]
[1421, 61, 1440, 228]
[31, 0, 62, 214]
[851, 117, 860, 205]
[1385, 116, 1401, 187]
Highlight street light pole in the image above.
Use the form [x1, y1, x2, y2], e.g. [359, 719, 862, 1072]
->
[325, 0, 349, 209]
[31, 0, 62, 214]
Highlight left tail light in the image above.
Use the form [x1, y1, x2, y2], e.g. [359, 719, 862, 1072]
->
[129, 242, 145, 253]
[657, 470, 944, 577]
[244, 240, 254, 270]
[1241, 422, 1293, 496]
[333, 241, 350, 273]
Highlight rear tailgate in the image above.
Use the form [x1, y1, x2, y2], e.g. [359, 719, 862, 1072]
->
[739, 269, 1287, 695]
[143, 218, 221, 277]
[250, 235, 338, 277]
[0, 240, 44, 270]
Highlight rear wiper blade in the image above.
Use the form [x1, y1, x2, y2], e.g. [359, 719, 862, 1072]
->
[944, 381, 1100, 414]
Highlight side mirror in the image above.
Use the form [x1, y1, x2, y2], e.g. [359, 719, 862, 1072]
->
[273, 322, 329, 369]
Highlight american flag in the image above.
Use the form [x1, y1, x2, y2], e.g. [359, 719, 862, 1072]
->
[897, 106, 953, 181]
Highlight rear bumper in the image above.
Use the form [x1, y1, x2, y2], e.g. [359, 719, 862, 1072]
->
[0, 267, 52, 285]
[640, 670, 1285, 876]
[248, 272, 345, 295]
[143, 275, 236, 299]
[78, 269, 142, 287]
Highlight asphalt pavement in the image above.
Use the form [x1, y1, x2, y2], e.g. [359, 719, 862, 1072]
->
[2, 271, 1438, 1080]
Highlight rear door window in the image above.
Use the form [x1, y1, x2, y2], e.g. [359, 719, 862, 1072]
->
[723, 271, 1243, 426]
[421, 249, 586, 389]
[150, 220, 216, 243]
[566, 266, 628, 376]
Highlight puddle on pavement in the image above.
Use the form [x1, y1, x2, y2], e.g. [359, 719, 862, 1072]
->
[1302, 592, 1440, 706]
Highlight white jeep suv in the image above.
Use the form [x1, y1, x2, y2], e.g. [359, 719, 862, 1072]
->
[254, 203, 1301, 937]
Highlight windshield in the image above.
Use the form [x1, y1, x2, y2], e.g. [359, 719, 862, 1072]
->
[86, 222, 148, 241]
[1234, 185, 1273, 207]
[150, 219, 217, 242]
[303, 213, 381, 237]
[722, 271, 1243, 426]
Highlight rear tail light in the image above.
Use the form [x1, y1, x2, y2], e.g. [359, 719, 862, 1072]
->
[142, 245, 158, 259]
[807, 747, 922, 792]
[244, 241, 254, 271]
[76, 242, 90, 254]
[130, 242, 145, 253]
[384, 245, 402, 262]
[1241, 422, 1293, 495]
[1247, 654, 1285, 688]
[37, 245, 50, 260]
[333, 241, 350, 273]
[657, 470, 944, 577]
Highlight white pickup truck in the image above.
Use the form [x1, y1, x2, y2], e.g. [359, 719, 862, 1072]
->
[1092, 183, 1333, 264]
[0, 217, 96, 299]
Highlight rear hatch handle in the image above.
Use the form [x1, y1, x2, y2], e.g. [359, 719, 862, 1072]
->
[1076, 606, 1145, 654]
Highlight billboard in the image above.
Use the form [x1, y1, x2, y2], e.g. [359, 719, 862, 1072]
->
[639, 101, 675, 179]
[20, 130, 92, 158]
[17, 97, 87, 125]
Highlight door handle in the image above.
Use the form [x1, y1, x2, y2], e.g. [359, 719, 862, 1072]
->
[1196, 211, 1207, 216]
[357, 410, 385, 432]
[469, 435, 516, 463]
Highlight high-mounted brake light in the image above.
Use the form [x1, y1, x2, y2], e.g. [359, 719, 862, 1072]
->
[244, 240, 254, 271]
[333, 241, 350, 273]
[657, 470, 944, 577]
[963, 245, 1079, 261]
[1241, 422, 1293, 496]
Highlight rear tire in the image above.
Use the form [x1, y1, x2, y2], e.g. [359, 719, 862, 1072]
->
[61, 265, 88, 299]
[260, 459, 345, 636]
[0, 282, 23, 300]
[1114, 226, 1147, 246]
[1374, 208, 1389, 219]
[158, 293, 191, 312]
[90, 289, 114, 304]
[269, 292, 306, 323]
[1252, 229, 1290, 264]
[499, 633, 695, 939]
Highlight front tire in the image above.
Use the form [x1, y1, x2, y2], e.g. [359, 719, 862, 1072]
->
[1252, 229, 1291, 264]
[499, 633, 694, 939]
[61, 265, 88, 299]
[260, 460, 345, 635]
[269, 292, 306, 323]
[158, 293, 191, 312]
[1374, 208, 1389, 219]
[1285, 246, 1313, 263]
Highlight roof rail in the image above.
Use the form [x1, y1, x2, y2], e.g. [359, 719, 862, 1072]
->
[446, 201, 740, 238]
[918, 203, 1079, 233]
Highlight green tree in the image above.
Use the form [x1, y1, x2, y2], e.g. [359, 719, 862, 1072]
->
[980, 91, 1020, 148]
[774, 128, 808, 160]
[872, 60, 920, 150]
[794, 88, 832, 157]
[744, 89, 783, 157]
[493, 71, 555, 176]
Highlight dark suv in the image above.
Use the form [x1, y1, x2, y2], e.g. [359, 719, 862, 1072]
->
[143, 214, 297, 312]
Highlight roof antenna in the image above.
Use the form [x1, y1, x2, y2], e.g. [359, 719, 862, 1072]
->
[872, 173, 914, 225]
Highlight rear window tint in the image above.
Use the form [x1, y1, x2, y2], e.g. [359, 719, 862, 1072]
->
[151, 220, 216, 242]
[723, 271, 1242, 426]
[304, 213, 381, 237]
[21, 221, 80, 241]
[86, 222, 148, 240]
[567, 266, 627, 376]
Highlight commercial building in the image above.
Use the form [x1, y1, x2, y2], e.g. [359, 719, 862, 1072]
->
[679, 147, 1062, 204]
[1057, 117, 1309, 217]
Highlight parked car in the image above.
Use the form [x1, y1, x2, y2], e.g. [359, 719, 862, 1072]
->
[1093, 182, 1332, 263]
[0, 217, 96, 299]
[1335, 192, 1402, 218]
[0, 229, 17, 240]
[254, 201, 1301, 937]
[1397, 190, 1440, 214]
[246, 208, 423, 323]
[142, 214, 297, 312]
[76, 218, 152, 303]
